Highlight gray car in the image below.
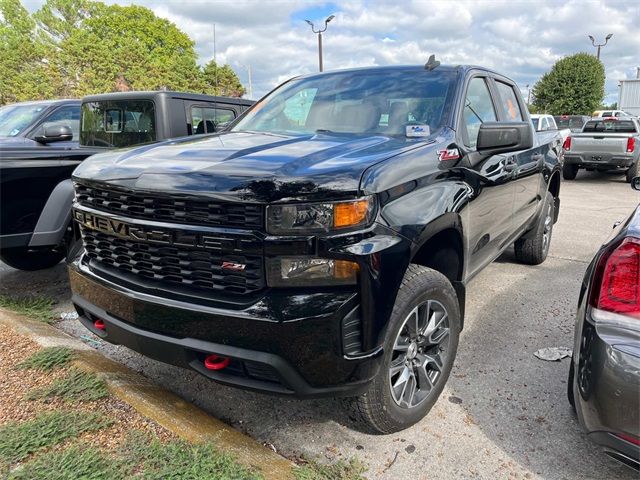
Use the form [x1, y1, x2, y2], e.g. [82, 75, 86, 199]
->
[568, 176, 640, 470]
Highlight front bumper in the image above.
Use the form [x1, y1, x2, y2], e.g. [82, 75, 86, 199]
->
[564, 153, 635, 169]
[69, 256, 387, 398]
[573, 309, 640, 470]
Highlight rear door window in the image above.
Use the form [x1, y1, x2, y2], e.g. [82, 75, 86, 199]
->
[191, 107, 236, 134]
[494, 81, 523, 122]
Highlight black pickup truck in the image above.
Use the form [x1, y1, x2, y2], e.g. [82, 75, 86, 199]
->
[69, 64, 563, 433]
[0, 92, 253, 270]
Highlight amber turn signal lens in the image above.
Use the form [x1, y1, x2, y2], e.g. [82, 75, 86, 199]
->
[334, 199, 371, 228]
[334, 260, 359, 280]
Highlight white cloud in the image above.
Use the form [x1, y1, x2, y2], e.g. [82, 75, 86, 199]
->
[23, 0, 639, 104]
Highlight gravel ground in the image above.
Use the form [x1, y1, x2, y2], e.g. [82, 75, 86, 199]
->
[2, 170, 639, 479]
[0, 323, 173, 452]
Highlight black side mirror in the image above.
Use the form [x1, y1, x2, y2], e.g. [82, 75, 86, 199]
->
[477, 122, 533, 156]
[35, 125, 73, 144]
[632, 176, 640, 191]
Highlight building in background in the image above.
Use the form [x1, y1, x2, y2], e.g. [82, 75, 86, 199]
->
[618, 77, 640, 116]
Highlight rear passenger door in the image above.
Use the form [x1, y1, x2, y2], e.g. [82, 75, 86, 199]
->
[459, 76, 516, 276]
[491, 79, 541, 233]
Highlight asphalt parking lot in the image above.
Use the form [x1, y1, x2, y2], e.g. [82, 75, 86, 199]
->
[1, 170, 638, 479]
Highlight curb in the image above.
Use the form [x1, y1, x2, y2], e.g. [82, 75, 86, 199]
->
[0, 307, 294, 480]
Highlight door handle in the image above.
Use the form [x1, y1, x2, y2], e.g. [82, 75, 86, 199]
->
[503, 156, 517, 172]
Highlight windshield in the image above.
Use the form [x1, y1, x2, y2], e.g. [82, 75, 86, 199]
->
[80, 100, 156, 147]
[233, 69, 458, 137]
[0, 104, 49, 137]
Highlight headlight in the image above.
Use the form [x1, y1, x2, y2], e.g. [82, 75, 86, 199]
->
[266, 197, 376, 235]
[266, 257, 359, 287]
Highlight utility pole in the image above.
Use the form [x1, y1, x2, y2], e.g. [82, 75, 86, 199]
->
[526, 84, 531, 105]
[588, 34, 613, 60]
[304, 15, 335, 72]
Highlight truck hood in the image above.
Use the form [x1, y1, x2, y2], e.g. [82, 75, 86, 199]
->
[72, 131, 428, 202]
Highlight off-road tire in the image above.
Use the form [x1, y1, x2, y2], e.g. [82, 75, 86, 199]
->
[345, 265, 460, 434]
[562, 163, 578, 180]
[626, 162, 639, 183]
[514, 191, 555, 265]
[0, 247, 65, 271]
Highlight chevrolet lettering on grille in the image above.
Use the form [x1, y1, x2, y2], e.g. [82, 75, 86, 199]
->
[73, 209, 248, 253]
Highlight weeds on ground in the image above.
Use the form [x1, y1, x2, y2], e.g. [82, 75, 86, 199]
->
[16, 346, 73, 371]
[123, 431, 264, 480]
[294, 457, 367, 480]
[0, 295, 56, 322]
[26, 368, 108, 402]
[7, 445, 126, 480]
[0, 411, 112, 466]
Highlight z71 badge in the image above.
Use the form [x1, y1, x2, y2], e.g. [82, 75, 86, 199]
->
[437, 148, 461, 161]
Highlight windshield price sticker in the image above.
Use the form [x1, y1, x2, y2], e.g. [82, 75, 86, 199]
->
[406, 125, 430, 137]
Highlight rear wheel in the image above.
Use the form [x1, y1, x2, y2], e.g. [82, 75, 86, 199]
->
[346, 266, 460, 434]
[626, 162, 639, 183]
[0, 247, 65, 271]
[562, 163, 578, 180]
[514, 191, 555, 265]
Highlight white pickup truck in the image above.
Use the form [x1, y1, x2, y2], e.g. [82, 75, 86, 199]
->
[562, 117, 640, 182]
[530, 114, 571, 144]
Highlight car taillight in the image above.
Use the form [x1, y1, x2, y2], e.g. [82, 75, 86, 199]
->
[627, 137, 635, 153]
[563, 136, 571, 151]
[590, 237, 640, 319]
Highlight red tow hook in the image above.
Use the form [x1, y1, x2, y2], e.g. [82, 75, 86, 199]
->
[94, 319, 106, 331]
[204, 354, 230, 371]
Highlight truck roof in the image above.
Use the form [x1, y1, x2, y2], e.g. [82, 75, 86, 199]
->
[292, 64, 516, 83]
[81, 91, 254, 106]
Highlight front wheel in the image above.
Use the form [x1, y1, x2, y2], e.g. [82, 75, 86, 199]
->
[0, 247, 65, 271]
[514, 191, 555, 265]
[346, 265, 460, 434]
[562, 163, 578, 180]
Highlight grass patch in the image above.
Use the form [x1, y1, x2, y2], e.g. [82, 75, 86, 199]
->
[0, 411, 112, 466]
[125, 432, 263, 480]
[0, 295, 55, 322]
[10, 431, 264, 480]
[16, 346, 74, 372]
[7, 445, 125, 480]
[26, 368, 108, 402]
[294, 457, 367, 480]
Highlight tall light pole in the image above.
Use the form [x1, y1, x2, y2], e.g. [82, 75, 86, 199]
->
[588, 34, 613, 60]
[305, 15, 335, 72]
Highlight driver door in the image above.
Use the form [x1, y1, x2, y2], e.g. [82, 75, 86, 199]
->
[459, 76, 516, 277]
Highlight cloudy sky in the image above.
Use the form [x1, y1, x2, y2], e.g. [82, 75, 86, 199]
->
[23, 0, 640, 103]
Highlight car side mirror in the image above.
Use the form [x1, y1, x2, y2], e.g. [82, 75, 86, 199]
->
[216, 121, 231, 132]
[35, 125, 73, 144]
[476, 122, 533, 156]
[633, 176, 640, 191]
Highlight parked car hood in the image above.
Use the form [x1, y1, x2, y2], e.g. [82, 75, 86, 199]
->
[72, 131, 430, 202]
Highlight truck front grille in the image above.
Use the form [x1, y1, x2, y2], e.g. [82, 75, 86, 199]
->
[80, 227, 265, 296]
[74, 181, 263, 229]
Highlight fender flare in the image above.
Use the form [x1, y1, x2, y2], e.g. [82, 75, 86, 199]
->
[28, 179, 74, 248]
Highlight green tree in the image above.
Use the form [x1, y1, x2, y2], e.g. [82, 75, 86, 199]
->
[532, 53, 605, 115]
[200, 60, 245, 97]
[0, 0, 57, 104]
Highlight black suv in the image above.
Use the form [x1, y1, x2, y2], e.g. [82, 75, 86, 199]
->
[69, 64, 563, 433]
[0, 92, 253, 271]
